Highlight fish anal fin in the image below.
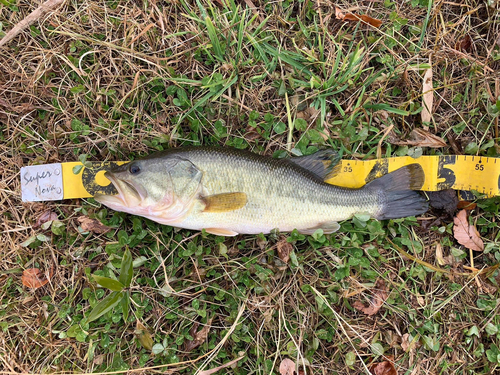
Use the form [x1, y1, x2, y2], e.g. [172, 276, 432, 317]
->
[205, 228, 239, 236]
[289, 149, 341, 181]
[202, 192, 247, 213]
[298, 221, 340, 235]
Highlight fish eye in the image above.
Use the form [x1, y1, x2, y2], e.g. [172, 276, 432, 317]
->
[129, 164, 141, 175]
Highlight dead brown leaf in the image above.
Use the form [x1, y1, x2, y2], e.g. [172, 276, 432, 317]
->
[0, 0, 66, 47]
[277, 238, 293, 264]
[400, 333, 410, 352]
[77, 216, 111, 234]
[135, 320, 153, 351]
[391, 128, 446, 148]
[22, 266, 54, 289]
[344, 14, 383, 28]
[35, 210, 58, 227]
[244, 125, 261, 141]
[185, 318, 213, 352]
[334, 7, 383, 28]
[421, 57, 433, 124]
[453, 209, 484, 252]
[427, 189, 458, 214]
[369, 356, 397, 375]
[296, 106, 320, 122]
[93, 354, 105, 366]
[435, 242, 445, 266]
[408, 128, 446, 147]
[457, 201, 477, 210]
[352, 279, 388, 316]
[456, 35, 472, 52]
[279, 358, 296, 375]
[334, 7, 345, 19]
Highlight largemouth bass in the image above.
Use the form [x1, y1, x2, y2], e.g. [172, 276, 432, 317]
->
[94, 147, 428, 236]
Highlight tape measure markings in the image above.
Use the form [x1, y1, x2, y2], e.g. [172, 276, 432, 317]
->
[20, 156, 500, 202]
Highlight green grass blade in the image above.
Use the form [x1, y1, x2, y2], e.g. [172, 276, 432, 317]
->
[320, 97, 326, 128]
[418, 0, 433, 50]
[121, 291, 130, 322]
[364, 103, 409, 116]
[247, 34, 270, 68]
[331, 98, 345, 116]
[250, 15, 270, 38]
[119, 248, 133, 288]
[87, 291, 122, 322]
[205, 16, 224, 61]
[176, 73, 238, 126]
[261, 43, 311, 77]
[236, 9, 247, 64]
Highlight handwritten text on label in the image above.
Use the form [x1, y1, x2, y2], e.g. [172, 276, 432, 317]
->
[21, 164, 64, 202]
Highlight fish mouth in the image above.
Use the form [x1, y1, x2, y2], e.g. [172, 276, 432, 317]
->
[94, 172, 143, 208]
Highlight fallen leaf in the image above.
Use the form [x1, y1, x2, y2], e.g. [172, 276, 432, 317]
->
[199, 356, 244, 375]
[277, 238, 293, 264]
[0, 0, 65, 47]
[185, 318, 213, 352]
[421, 57, 433, 124]
[244, 125, 261, 141]
[93, 354, 105, 366]
[22, 266, 54, 289]
[447, 133, 463, 154]
[408, 128, 446, 147]
[135, 320, 153, 351]
[390, 128, 446, 148]
[296, 106, 320, 122]
[352, 279, 388, 316]
[456, 35, 472, 52]
[35, 210, 58, 227]
[435, 242, 445, 266]
[453, 210, 484, 252]
[279, 358, 296, 375]
[343, 13, 383, 28]
[77, 216, 111, 234]
[334, 7, 345, 20]
[400, 333, 410, 352]
[427, 189, 458, 214]
[369, 356, 397, 375]
[457, 201, 477, 210]
[334, 7, 382, 28]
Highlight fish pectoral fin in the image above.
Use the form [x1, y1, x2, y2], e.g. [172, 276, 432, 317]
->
[201, 192, 247, 213]
[298, 221, 340, 235]
[205, 228, 239, 236]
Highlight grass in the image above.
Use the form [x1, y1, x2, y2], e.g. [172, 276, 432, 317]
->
[2, 0, 500, 373]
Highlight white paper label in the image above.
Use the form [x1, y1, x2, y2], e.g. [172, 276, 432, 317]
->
[21, 163, 64, 202]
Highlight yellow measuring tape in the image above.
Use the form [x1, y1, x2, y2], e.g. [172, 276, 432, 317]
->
[20, 155, 500, 202]
[327, 155, 499, 196]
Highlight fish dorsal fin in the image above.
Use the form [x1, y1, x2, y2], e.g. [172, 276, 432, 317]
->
[288, 149, 341, 181]
[204, 228, 239, 236]
[298, 221, 340, 235]
[202, 192, 247, 213]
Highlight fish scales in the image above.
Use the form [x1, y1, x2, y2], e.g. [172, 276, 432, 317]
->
[94, 147, 428, 236]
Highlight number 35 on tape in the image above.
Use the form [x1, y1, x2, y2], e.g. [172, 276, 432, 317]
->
[20, 155, 500, 202]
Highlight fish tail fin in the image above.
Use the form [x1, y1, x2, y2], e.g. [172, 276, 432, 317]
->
[366, 164, 428, 220]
